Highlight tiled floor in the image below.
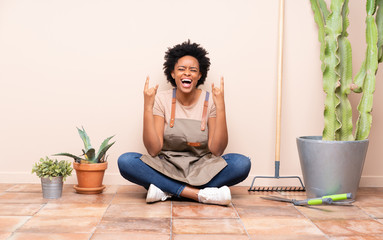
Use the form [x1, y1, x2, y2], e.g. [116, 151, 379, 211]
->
[1, 184, 383, 240]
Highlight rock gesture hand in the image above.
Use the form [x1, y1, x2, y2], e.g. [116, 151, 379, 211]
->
[143, 76, 159, 110]
[212, 77, 225, 109]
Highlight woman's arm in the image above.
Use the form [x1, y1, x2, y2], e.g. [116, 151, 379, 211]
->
[143, 77, 164, 156]
[208, 77, 228, 156]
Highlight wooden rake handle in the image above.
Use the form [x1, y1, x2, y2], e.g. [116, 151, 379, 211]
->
[275, 0, 285, 164]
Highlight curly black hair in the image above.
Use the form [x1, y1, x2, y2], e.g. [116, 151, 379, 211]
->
[163, 40, 210, 87]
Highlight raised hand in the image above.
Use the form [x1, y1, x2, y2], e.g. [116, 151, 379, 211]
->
[143, 76, 159, 110]
[211, 77, 225, 109]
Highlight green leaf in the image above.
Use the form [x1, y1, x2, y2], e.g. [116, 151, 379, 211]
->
[53, 153, 83, 162]
[96, 135, 115, 161]
[77, 127, 92, 151]
[84, 148, 96, 163]
[96, 141, 115, 163]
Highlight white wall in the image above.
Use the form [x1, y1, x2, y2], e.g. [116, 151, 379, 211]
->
[1, 0, 382, 187]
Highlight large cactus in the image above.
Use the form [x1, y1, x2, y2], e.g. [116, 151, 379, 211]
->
[310, 0, 383, 141]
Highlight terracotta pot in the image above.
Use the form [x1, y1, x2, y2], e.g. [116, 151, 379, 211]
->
[73, 162, 107, 194]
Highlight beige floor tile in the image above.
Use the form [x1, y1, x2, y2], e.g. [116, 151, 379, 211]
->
[8, 232, 91, 240]
[231, 194, 291, 206]
[171, 199, 200, 206]
[91, 232, 170, 240]
[0, 204, 43, 216]
[6, 184, 42, 193]
[116, 185, 147, 194]
[236, 205, 305, 218]
[172, 234, 249, 240]
[354, 194, 383, 207]
[230, 186, 253, 195]
[0, 185, 382, 239]
[17, 216, 100, 233]
[49, 192, 114, 204]
[0, 233, 12, 240]
[330, 235, 383, 240]
[297, 205, 370, 220]
[277, 191, 308, 198]
[96, 217, 170, 234]
[0, 193, 48, 204]
[99, 185, 119, 194]
[356, 188, 383, 196]
[172, 218, 245, 234]
[172, 204, 238, 218]
[36, 203, 108, 217]
[355, 206, 383, 219]
[250, 234, 327, 240]
[313, 219, 383, 236]
[0, 216, 30, 232]
[6, 184, 78, 193]
[104, 203, 171, 218]
[0, 184, 15, 192]
[111, 192, 148, 204]
[241, 217, 324, 236]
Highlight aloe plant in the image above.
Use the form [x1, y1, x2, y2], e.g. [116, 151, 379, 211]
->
[54, 127, 115, 164]
[310, 0, 383, 140]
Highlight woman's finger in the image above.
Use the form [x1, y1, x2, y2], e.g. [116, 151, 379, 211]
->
[220, 77, 224, 91]
[144, 76, 150, 91]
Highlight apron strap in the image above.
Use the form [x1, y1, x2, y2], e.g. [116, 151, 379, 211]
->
[201, 91, 209, 131]
[170, 88, 176, 128]
[170, 88, 209, 131]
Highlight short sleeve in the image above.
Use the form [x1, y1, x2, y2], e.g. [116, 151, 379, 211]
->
[153, 95, 165, 117]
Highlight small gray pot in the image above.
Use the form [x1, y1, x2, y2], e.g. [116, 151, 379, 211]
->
[41, 176, 63, 199]
[297, 136, 369, 199]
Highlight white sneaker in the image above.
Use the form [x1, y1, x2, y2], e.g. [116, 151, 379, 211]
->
[198, 186, 231, 206]
[146, 184, 172, 203]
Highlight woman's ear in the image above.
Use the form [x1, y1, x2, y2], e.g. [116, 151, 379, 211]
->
[171, 71, 175, 79]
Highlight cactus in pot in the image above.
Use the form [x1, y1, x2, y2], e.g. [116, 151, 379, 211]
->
[310, 0, 383, 141]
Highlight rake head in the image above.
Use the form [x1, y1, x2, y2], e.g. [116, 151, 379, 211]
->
[248, 175, 306, 192]
[248, 186, 305, 192]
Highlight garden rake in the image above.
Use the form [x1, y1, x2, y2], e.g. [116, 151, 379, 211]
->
[248, 0, 305, 192]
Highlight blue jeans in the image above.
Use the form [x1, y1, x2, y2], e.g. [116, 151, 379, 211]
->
[118, 152, 251, 197]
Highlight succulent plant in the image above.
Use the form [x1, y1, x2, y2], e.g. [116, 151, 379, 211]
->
[54, 127, 115, 164]
[310, 0, 383, 140]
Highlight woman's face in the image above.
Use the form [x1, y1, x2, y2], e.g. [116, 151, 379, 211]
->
[171, 55, 201, 93]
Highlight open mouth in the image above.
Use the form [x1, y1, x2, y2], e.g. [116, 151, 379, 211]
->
[181, 79, 192, 88]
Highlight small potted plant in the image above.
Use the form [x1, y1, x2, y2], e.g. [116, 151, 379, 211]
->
[32, 157, 73, 199]
[54, 127, 115, 194]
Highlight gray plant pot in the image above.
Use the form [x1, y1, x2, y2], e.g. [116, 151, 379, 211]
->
[296, 136, 369, 199]
[41, 176, 63, 199]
